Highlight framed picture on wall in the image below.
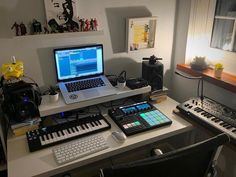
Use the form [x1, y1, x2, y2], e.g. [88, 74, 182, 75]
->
[126, 17, 157, 52]
[44, 0, 79, 27]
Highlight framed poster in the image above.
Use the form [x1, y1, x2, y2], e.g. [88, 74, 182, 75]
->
[44, 0, 79, 27]
[127, 17, 157, 52]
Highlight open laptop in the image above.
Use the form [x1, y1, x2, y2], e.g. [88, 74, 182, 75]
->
[54, 44, 117, 104]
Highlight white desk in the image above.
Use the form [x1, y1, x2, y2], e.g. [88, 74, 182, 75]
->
[7, 97, 192, 177]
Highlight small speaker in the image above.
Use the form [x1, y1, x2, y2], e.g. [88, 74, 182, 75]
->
[142, 61, 163, 91]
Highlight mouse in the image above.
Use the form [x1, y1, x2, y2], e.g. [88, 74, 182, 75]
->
[111, 131, 127, 143]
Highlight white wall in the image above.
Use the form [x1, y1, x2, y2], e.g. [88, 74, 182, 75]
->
[0, 0, 176, 88]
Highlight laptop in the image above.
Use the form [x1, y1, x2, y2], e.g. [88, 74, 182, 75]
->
[54, 44, 117, 104]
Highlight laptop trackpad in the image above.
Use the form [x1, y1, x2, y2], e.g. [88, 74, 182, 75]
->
[82, 89, 99, 98]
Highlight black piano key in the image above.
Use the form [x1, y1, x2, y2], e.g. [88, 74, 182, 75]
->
[219, 122, 225, 126]
[97, 120, 102, 125]
[84, 123, 89, 129]
[49, 133, 53, 139]
[91, 121, 95, 127]
[71, 127, 75, 133]
[56, 131, 60, 137]
[214, 119, 221, 123]
[61, 131, 65, 136]
[225, 125, 233, 129]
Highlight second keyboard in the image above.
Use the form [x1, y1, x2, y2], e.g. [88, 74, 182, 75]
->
[26, 114, 111, 152]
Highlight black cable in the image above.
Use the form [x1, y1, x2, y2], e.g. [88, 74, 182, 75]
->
[175, 70, 204, 99]
[197, 79, 200, 97]
[201, 79, 204, 100]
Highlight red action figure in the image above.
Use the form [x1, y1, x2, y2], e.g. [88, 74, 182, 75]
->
[93, 18, 98, 31]
[84, 19, 90, 31]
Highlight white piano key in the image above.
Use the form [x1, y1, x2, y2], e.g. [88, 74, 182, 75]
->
[48, 134, 54, 143]
[39, 136, 45, 145]
[99, 120, 108, 128]
[86, 123, 93, 131]
[44, 135, 50, 145]
[62, 130, 69, 139]
[52, 132, 59, 142]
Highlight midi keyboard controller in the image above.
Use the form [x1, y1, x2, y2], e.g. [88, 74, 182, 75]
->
[108, 101, 172, 136]
[176, 97, 236, 142]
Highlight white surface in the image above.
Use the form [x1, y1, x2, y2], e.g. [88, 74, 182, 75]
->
[7, 97, 193, 177]
[39, 86, 151, 117]
[13, 31, 104, 40]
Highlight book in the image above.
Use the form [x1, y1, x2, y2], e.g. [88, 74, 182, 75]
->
[12, 124, 39, 137]
[150, 94, 167, 103]
[10, 117, 41, 130]
[151, 87, 168, 96]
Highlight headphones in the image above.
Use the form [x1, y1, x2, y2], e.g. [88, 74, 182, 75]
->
[1, 80, 42, 122]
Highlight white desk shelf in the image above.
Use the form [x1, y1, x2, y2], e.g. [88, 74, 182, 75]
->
[39, 86, 151, 117]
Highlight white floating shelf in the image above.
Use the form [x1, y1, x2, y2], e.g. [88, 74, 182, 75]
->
[13, 30, 104, 40]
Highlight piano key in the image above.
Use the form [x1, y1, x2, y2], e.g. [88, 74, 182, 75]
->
[86, 123, 93, 131]
[99, 119, 108, 128]
[44, 135, 50, 144]
[39, 136, 45, 145]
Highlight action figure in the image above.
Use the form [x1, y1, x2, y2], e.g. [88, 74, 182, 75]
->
[79, 18, 85, 31]
[20, 22, 27, 35]
[90, 18, 94, 31]
[43, 21, 50, 34]
[32, 19, 42, 34]
[84, 19, 90, 31]
[93, 18, 98, 31]
[11, 22, 20, 36]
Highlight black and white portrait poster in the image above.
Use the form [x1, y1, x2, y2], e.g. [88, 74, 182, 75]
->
[44, 0, 79, 26]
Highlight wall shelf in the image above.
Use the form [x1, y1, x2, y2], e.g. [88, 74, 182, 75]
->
[13, 30, 104, 40]
[176, 64, 236, 93]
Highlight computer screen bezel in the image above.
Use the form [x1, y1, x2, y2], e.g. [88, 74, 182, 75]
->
[53, 44, 104, 82]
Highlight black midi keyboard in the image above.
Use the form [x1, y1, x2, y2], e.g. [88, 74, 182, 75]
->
[26, 114, 111, 152]
[176, 97, 236, 142]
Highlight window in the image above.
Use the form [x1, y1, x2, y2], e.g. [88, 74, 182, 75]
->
[211, 0, 236, 52]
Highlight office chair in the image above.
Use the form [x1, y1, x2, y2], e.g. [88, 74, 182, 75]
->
[100, 133, 230, 177]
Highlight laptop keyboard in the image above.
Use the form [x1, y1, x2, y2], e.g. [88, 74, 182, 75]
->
[66, 78, 106, 92]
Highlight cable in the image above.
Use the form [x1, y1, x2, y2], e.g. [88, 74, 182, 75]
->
[175, 70, 204, 99]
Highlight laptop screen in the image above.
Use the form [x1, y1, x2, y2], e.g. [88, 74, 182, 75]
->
[54, 44, 104, 81]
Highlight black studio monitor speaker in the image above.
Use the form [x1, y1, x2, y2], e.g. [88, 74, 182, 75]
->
[142, 55, 163, 91]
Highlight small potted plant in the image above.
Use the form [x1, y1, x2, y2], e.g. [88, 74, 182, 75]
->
[48, 86, 59, 103]
[214, 63, 224, 78]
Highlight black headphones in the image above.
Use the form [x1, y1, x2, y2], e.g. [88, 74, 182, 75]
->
[1, 80, 42, 122]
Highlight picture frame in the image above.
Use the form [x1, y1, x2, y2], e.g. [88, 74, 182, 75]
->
[44, 0, 79, 26]
[126, 17, 157, 52]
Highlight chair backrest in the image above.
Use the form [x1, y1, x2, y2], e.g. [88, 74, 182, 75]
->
[100, 133, 230, 177]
